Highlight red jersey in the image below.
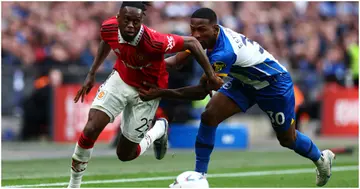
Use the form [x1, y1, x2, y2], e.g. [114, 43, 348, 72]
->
[100, 17, 184, 89]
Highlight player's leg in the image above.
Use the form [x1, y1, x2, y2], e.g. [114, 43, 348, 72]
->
[115, 118, 168, 161]
[257, 73, 335, 187]
[68, 109, 110, 188]
[116, 97, 168, 161]
[195, 79, 254, 174]
[68, 71, 127, 188]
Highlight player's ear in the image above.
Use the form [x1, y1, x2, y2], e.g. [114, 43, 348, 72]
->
[213, 25, 219, 31]
[116, 14, 121, 23]
[213, 25, 219, 36]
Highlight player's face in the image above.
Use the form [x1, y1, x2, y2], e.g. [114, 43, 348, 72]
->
[190, 18, 217, 49]
[118, 7, 143, 42]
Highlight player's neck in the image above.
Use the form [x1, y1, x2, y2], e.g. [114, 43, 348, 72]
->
[207, 40, 216, 51]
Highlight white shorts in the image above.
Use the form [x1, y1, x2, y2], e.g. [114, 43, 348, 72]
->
[91, 70, 160, 143]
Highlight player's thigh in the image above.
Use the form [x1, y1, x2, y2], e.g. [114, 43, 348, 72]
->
[121, 97, 160, 145]
[86, 70, 128, 138]
[256, 73, 296, 135]
[91, 70, 128, 123]
[205, 79, 254, 125]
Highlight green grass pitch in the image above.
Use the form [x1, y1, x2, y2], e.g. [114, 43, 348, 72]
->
[2, 149, 358, 188]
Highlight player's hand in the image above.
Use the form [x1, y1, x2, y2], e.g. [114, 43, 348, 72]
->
[138, 82, 162, 101]
[207, 75, 224, 91]
[199, 74, 213, 97]
[74, 73, 96, 103]
[200, 74, 223, 97]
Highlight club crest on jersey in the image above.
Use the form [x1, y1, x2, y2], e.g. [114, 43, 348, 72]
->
[136, 54, 144, 61]
[97, 90, 106, 100]
[213, 62, 226, 72]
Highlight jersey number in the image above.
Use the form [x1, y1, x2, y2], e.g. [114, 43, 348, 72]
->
[266, 111, 285, 126]
[240, 35, 264, 54]
[135, 118, 153, 133]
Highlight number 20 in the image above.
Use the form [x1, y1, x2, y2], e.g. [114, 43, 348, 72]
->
[266, 111, 285, 125]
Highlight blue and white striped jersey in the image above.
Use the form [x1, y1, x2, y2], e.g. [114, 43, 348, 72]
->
[207, 25, 288, 89]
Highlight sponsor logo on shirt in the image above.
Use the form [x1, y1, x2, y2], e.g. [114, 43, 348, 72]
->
[165, 36, 175, 52]
[121, 60, 152, 70]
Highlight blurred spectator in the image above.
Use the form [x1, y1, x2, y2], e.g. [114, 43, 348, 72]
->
[20, 69, 63, 141]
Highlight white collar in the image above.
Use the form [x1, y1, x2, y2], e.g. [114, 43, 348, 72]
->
[118, 25, 144, 46]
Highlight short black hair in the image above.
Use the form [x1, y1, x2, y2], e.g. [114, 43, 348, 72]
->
[121, 2, 151, 13]
[191, 8, 217, 24]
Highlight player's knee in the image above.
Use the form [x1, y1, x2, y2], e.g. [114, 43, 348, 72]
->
[117, 155, 130, 162]
[116, 146, 137, 162]
[201, 109, 218, 126]
[83, 119, 102, 139]
[83, 110, 110, 139]
[277, 134, 296, 148]
[116, 151, 132, 162]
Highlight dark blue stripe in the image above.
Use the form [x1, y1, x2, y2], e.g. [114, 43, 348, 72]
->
[229, 66, 263, 80]
[195, 141, 214, 149]
[254, 58, 287, 75]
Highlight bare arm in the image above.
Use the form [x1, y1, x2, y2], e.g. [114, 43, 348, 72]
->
[181, 36, 216, 80]
[74, 40, 111, 103]
[158, 85, 208, 100]
[165, 51, 192, 69]
[88, 40, 112, 75]
[138, 82, 209, 101]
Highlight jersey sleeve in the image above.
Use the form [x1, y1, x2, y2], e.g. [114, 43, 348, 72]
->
[100, 17, 118, 43]
[149, 32, 184, 54]
[210, 52, 236, 77]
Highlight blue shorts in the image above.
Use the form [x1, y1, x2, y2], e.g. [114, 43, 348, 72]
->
[218, 73, 295, 132]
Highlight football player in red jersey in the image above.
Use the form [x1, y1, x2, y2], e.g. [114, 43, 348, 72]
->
[68, 2, 223, 188]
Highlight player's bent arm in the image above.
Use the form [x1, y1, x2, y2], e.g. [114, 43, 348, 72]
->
[159, 85, 208, 101]
[181, 36, 216, 79]
[165, 51, 192, 69]
[88, 40, 111, 75]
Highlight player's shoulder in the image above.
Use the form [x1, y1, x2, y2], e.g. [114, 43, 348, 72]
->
[220, 25, 242, 37]
[100, 17, 118, 42]
[143, 25, 167, 41]
[101, 16, 118, 30]
[141, 25, 184, 53]
[208, 51, 233, 72]
[139, 25, 165, 52]
[210, 50, 235, 63]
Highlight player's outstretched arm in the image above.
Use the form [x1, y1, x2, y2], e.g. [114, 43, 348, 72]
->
[181, 36, 222, 90]
[138, 82, 208, 101]
[74, 40, 111, 103]
[165, 51, 191, 70]
[88, 40, 111, 75]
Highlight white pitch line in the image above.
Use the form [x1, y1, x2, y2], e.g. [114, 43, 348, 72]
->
[3, 165, 358, 188]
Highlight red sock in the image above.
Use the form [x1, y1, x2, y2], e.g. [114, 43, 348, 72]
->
[78, 132, 96, 149]
[135, 145, 141, 157]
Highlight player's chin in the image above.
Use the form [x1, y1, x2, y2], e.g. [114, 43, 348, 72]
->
[126, 31, 136, 36]
[123, 34, 136, 41]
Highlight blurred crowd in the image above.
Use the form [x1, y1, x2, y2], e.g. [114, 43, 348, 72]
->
[2, 1, 358, 89]
[2, 2, 120, 71]
[1, 2, 359, 139]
